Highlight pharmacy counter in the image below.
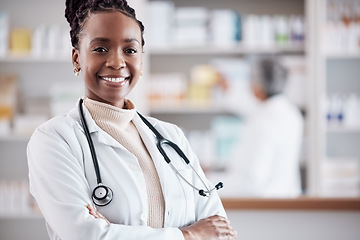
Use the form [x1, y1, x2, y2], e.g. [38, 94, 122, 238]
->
[222, 197, 360, 240]
[222, 197, 360, 210]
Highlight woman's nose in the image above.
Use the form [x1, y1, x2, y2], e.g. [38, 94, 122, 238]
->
[106, 52, 126, 69]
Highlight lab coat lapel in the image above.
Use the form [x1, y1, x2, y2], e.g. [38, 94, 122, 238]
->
[72, 100, 129, 150]
[132, 113, 163, 163]
[132, 113, 169, 193]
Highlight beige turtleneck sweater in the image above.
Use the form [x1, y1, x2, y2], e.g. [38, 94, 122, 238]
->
[84, 98, 165, 228]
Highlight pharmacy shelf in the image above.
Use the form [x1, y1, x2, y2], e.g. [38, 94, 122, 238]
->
[309, 0, 360, 198]
[148, 44, 305, 56]
[0, 44, 305, 61]
[148, 101, 238, 115]
[0, 46, 305, 62]
[0, 55, 70, 63]
[326, 125, 360, 133]
[325, 52, 360, 60]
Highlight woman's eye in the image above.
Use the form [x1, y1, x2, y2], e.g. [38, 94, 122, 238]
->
[125, 48, 137, 54]
[93, 47, 107, 53]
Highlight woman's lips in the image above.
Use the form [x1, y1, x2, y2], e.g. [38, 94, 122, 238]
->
[100, 76, 130, 85]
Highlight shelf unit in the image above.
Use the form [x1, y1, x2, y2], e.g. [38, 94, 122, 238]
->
[0, 0, 307, 181]
[145, 0, 308, 187]
[308, 0, 360, 197]
[0, 55, 70, 63]
[145, 0, 306, 79]
[148, 44, 305, 56]
[325, 52, 360, 59]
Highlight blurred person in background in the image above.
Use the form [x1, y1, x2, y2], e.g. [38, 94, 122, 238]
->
[223, 57, 304, 198]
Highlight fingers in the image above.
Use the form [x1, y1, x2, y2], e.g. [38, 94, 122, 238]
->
[86, 204, 110, 224]
[208, 215, 237, 239]
[222, 228, 237, 240]
[87, 204, 97, 216]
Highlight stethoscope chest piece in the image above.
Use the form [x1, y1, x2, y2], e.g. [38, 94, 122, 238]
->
[92, 184, 113, 206]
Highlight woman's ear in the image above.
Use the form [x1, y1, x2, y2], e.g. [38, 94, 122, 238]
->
[72, 48, 80, 71]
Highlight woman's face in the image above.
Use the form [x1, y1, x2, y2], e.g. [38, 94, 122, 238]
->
[72, 11, 143, 108]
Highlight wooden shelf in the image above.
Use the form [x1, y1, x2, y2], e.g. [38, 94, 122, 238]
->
[148, 44, 305, 56]
[221, 197, 360, 211]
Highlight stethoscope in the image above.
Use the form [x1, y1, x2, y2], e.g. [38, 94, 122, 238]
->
[78, 98, 223, 206]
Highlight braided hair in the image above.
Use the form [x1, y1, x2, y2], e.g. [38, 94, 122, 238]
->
[65, 0, 145, 49]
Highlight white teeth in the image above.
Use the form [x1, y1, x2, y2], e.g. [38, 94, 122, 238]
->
[101, 77, 126, 83]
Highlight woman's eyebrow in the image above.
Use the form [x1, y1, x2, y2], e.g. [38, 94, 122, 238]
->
[89, 37, 140, 45]
[124, 38, 140, 45]
[90, 37, 110, 44]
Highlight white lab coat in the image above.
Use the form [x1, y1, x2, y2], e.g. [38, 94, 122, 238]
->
[27, 100, 225, 240]
[219, 94, 304, 198]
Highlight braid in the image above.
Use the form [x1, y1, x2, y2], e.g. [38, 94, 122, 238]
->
[65, 0, 145, 48]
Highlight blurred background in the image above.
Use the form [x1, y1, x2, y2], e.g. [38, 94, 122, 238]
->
[0, 0, 360, 239]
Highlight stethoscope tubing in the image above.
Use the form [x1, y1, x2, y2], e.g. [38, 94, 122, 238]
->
[138, 111, 214, 195]
[79, 98, 103, 185]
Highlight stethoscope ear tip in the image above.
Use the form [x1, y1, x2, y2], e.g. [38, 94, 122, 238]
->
[199, 189, 207, 197]
[216, 182, 224, 190]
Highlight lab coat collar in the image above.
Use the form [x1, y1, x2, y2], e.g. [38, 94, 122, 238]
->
[68, 98, 128, 149]
[68, 98, 163, 152]
[132, 113, 162, 159]
[132, 113, 169, 195]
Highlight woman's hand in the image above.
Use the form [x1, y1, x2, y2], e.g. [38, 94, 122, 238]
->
[180, 215, 237, 240]
[87, 204, 110, 224]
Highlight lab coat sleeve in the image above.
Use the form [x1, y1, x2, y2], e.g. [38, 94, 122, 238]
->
[173, 125, 227, 220]
[27, 118, 184, 240]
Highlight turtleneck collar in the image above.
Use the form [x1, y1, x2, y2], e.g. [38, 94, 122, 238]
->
[84, 97, 136, 130]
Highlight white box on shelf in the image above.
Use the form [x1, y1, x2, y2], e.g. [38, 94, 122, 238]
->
[32, 24, 71, 58]
[173, 7, 208, 46]
[209, 9, 241, 47]
[174, 7, 208, 25]
[50, 83, 84, 117]
[320, 158, 360, 197]
[13, 114, 48, 137]
[148, 72, 187, 107]
[147, 1, 175, 48]
[0, 180, 33, 216]
[173, 27, 207, 46]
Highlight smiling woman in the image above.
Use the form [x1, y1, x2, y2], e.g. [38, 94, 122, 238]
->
[72, 11, 143, 108]
[26, 0, 236, 240]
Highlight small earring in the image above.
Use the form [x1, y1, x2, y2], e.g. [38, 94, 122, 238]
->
[73, 67, 80, 76]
